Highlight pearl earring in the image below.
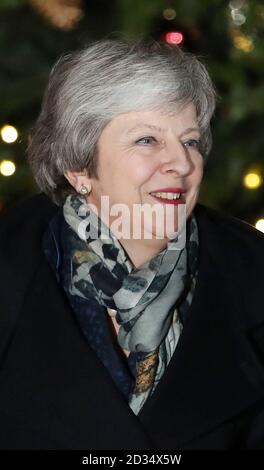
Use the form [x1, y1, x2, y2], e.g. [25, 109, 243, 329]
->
[79, 184, 91, 196]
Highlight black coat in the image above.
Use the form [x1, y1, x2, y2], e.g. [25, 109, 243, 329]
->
[1, 193, 264, 450]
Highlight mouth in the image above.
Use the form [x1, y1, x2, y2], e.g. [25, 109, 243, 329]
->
[149, 188, 186, 205]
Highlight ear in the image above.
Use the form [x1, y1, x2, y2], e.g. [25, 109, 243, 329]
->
[64, 170, 91, 193]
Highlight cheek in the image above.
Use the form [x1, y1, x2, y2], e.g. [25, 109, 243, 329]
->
[109, 159, 157, 193]
[100, 149, 158, 193]
[193, 160, 204, 187]
[129, 158, 158, 186]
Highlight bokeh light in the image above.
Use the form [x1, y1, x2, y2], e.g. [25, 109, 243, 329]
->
[232, 30, 254, 53]
[163, 8, 177, 21]
[243, 172, 262, 189]
[165, 32, 184, 45]
[229, 0, 245, 9]
[0, 160, 16, 176]
[1, 125, 18, 143]
[231, 10, 246, 26]
[30, 0, 83, 31]
[255, 219, 264, 233]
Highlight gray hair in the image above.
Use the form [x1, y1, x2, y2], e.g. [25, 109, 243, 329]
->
[27, 39, 216, 205]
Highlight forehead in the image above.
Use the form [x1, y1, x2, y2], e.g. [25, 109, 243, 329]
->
[106, 103, 199, 136]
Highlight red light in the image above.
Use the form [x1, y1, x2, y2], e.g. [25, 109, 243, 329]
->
[165, 31, 184, 45]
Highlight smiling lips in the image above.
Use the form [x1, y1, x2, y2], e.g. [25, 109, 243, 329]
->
[149, 187, 186, 205]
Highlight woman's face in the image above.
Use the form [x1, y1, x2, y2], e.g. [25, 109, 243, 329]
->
[87, 103, 204, 242]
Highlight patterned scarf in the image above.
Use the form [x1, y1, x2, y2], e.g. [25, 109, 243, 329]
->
[60, 194, 199, 414]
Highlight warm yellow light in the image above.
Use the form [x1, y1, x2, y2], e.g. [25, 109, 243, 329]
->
[1, 125, 18, 143]
[255, 219, 264, 233]
[30, 0, 83, 31]
[0, 160, 16, 176]
[243, 172, 262, 189]
[232, 31, 254, 53]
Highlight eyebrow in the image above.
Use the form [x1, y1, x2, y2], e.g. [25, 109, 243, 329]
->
[127, 124, 201, 137]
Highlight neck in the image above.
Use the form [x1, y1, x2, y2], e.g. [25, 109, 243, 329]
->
[119, 237, 168, 268]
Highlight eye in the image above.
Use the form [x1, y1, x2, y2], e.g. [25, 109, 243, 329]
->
[136, 136, 157, 145]
[183, 139, 201, 150]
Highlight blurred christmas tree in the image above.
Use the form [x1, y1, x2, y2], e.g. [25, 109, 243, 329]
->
[0, 0, 263, 226]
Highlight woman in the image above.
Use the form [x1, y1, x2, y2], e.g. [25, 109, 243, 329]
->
[1, 39, 264, 450]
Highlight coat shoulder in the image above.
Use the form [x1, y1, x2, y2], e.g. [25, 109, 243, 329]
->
[0, 192, 58, 239]
[195, 203, 264, 255]
[0, 192, 59, 294]
[0, 193, 60, 360]
[195, 204, 264, 329]
[0, 192, 58, 257]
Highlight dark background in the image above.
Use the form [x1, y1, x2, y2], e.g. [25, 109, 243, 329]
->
[0, 0, 263, 227]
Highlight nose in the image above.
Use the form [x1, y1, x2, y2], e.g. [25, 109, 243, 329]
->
[158, 142, 194, 177]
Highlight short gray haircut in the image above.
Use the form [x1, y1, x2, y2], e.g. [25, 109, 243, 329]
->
[27, 39, 216, 205]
